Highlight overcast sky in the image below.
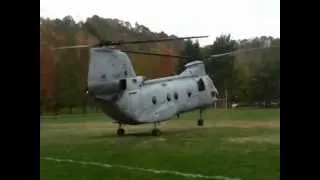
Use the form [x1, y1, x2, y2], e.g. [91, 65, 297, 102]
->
[40, 0, 280, 47]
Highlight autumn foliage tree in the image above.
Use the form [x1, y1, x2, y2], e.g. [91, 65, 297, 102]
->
[40, 42, 56, 112]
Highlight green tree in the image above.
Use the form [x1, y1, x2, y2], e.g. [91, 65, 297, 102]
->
[205, 34, 238, 100]
[249, 46, 280, 106]
[176, 40, 202, 73]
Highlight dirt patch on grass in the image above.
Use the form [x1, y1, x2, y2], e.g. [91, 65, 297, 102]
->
[214, 120, 279, 129]
[225, 135, 279, 144]
[134, 137, 167, 146]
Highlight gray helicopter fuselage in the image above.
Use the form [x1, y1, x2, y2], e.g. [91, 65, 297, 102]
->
[87, 48, 218, 125]
[114, 75, 217, 125]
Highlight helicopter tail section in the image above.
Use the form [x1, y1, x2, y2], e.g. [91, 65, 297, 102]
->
[87, 48, 136, 96]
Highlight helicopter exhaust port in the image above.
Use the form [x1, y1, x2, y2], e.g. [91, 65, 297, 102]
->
[88, 81, 124, 95]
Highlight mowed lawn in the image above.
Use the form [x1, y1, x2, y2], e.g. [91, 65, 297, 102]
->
[40, 108, 280, 180]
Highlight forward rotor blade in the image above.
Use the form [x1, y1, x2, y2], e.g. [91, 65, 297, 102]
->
[122, 50, 190, 59]
[53, 45, 91, 50]
[52, 35, 209, 50]
[98, 35, 209, 46]
[120, 35, 209, 44]
[209, 45, 280, 59]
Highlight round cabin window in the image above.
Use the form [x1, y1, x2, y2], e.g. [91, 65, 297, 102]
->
[188, 91, 192, 97]
[174, 92, 179, 100]
[152, 96, 157, 104]
[167, 93, 171, 101]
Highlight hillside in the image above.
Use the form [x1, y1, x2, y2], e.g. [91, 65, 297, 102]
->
[40, 15, 186, 111]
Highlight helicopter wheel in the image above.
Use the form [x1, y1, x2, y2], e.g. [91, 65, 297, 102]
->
[197, 109, 204, 127]
[117, 128, 125, 136]
[152, 128, 161, 136]
[197, 119, 204, 127]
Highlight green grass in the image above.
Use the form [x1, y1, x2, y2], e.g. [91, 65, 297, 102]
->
[40, 108, 280, 180]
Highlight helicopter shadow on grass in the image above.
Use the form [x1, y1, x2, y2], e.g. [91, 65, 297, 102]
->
[90, 127, 207, 139]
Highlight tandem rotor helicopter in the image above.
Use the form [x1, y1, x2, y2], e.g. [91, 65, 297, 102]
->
[52, 23, 278, 136]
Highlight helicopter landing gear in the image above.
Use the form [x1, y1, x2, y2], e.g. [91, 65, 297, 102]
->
[197, 109, 204, 127]
[117, 124, 125, 136]
[197, 119, 204, 126]
[152, 122, 161, 136]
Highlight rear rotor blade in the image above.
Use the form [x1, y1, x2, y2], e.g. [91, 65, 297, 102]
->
[119, 35, 209, 44]
[52, 36, 209, 50]
[98, 35, 209, 46]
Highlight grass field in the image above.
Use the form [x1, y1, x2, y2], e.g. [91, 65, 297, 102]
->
[40, 108, 280, 180]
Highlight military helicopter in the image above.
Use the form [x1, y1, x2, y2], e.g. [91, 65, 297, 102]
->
[53, 26, 278, 136]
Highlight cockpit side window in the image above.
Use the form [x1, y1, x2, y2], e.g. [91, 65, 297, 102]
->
[197, 78, 205, 91]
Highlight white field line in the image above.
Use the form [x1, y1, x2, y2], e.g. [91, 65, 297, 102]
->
[41, 113, 103, 118]
[41, 156, 241, 180]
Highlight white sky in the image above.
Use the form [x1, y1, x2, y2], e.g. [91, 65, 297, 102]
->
[40, 0, 280, 47]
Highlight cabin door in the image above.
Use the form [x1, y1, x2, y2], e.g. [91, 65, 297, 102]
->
[127, 90, 141, 113]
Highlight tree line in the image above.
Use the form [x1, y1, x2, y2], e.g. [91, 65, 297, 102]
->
[178, 35, 280, 107]
[40, 15, 279, 114]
